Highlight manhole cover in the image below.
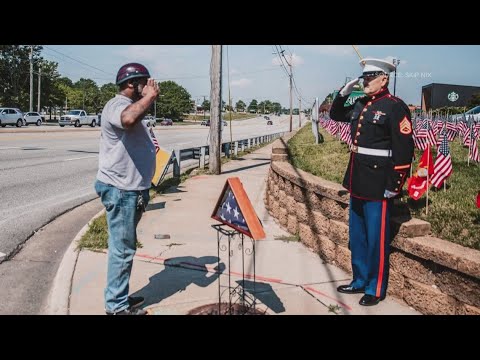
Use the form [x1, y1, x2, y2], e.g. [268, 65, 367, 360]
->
[187, 303, 265, 315]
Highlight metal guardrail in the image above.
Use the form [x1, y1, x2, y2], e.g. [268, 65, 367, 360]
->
[169, 131, 287, 177]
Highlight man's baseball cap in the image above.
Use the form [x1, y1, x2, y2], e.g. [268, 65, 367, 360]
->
[359, 58, 396, 79]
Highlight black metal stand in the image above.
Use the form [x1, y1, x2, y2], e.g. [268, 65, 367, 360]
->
[212, 224, 257, 315]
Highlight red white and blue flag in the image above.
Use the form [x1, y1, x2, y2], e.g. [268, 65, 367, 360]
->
[430, 131, 452, 188]
[149, 128, 160, 153]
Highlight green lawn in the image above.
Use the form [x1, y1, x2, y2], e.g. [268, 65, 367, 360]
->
[287, 122, 480, 250]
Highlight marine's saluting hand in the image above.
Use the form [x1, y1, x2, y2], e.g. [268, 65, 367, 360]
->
[142, 78, 160, 99]
[339, 77, 360, 97]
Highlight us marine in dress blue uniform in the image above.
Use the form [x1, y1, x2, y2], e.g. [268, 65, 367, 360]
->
[330, 58, 414, 306]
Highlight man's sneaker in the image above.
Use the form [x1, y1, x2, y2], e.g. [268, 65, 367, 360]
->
[128, 296, 144, 309]
[106, 307, 148, 315]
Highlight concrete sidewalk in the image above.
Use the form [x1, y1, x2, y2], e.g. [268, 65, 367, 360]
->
[50, 143, 420, 315]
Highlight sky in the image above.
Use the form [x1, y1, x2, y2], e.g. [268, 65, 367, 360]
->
[40, 45, 480, 110]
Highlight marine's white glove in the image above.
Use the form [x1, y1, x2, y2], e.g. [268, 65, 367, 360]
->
[339, 78, 360, 97]
[384, 190, 399, 198]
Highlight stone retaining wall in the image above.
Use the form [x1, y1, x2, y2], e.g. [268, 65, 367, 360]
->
[264, 134, 480, 315]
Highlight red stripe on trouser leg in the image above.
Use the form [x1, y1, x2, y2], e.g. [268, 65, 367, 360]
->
[375, 200, 387, 297]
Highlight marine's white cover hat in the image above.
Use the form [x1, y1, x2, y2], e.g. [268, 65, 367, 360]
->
[359, 58, 396, 78]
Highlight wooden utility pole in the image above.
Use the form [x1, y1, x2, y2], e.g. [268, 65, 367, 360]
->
[209, 45, 222, 175]
[289, 62, 293, 132]
[29, 45, 33, 112]
[298, 98, 301, 128]
[37, 67, 41, 113]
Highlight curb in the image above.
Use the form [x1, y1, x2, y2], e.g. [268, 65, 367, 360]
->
[45, 208, 106, 315]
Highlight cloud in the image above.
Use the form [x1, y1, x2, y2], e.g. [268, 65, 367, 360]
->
[272, 57, 283, 66]
[271, 53, 304, 67]
[115, 45, 204, 78]
[301, 45, 395, 57]
[301, 45, 354, 56]
[231, 78, 252, 88]
[359, 45, 396, 48]
[290, 54, 304, 66]
[118, 45, 193, 60]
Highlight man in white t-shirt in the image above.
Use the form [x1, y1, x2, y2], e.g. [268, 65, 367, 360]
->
[95, 62, 159, 315]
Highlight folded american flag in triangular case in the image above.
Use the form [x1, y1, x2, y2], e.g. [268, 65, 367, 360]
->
[211, 177, 265, 240]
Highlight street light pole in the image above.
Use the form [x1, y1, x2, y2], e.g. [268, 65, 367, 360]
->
[393, 58, 400, 96]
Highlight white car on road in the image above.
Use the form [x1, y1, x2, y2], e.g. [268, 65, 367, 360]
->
[0, 108, 24, 127]
[143, 116, 156, 127]
[23, 112, 43, 126]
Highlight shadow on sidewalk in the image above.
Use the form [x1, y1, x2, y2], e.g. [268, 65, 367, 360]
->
[147, 201, 165, 211]
[236, 279, 285, 313]
[131, 256, 225, 307]
[221, 161, 271, 175]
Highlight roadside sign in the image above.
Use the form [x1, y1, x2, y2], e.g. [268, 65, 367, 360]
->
[332, 90, 365, 107]
[151, 148, 175, 186]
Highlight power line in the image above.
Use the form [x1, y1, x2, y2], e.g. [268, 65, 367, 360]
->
[273, 45, 290, 78]
[278, 45, 313, 108]
[43, 46, 115, 76]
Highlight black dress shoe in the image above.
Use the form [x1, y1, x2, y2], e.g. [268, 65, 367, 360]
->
[128, 296, 144, 309]
[337, 284, 365, 294]
[359, 294, 383, 306]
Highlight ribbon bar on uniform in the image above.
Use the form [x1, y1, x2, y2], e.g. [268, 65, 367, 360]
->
[351, 145, 392, 157]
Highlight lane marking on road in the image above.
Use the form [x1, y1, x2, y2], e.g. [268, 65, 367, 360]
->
[0, 132, 100, 141]
[64, 155, 98, 162]
[0, 146, 21, 150]
[0, 186, 97, 225]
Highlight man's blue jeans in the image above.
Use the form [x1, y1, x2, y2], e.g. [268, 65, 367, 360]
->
[94, 180, 150, 313]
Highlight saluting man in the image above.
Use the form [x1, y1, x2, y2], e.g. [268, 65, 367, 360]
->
[330, 58, 414, 306]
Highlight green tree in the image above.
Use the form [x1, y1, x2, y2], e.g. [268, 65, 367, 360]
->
[467, 92, 480, 108]
[258, 101, 265, 113]
[157, 80, 192, 120]
[235, 100, 246, 112]
[271, 102, 282, 114]
[0, 45, 44, 109]
[99, 83, 118, 110]
[35, 59, 64, 118]
[52, 77, 75, 115]
[247, 99, 258, 113]
[201, 99, 210, 111]
[265, 100, 274, 113]
[74, 78, 100, 113]
[224, 100, 234, 112]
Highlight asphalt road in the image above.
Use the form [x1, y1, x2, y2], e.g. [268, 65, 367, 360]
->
[0, 114, 301, 314]
[0, 198, 103, 314]
[0, 114, 300, 258]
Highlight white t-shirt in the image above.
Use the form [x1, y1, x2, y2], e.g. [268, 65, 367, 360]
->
[96, 94, 156, 190]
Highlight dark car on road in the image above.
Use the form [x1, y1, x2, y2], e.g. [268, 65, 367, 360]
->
[205, 120, 227, 126]
[160, 118, 173, 126]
